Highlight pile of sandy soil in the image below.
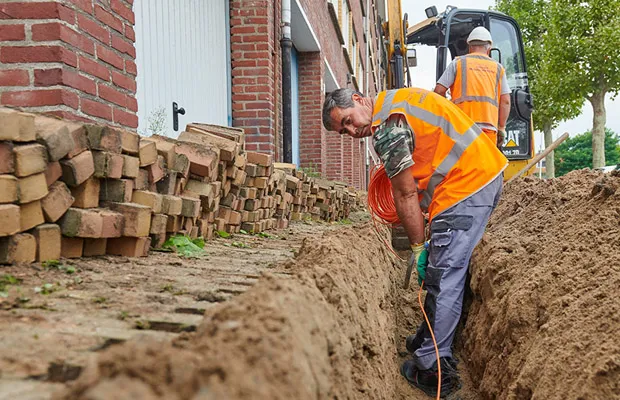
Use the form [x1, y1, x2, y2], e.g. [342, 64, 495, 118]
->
[464, 169, 620, 399]
[56, 225, 409, 400]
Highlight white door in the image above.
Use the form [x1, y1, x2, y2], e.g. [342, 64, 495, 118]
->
[134, 0, 230, 137]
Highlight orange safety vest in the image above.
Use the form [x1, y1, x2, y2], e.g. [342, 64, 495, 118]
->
[371, 88, 508, 220]
[451, 54, 505, 134]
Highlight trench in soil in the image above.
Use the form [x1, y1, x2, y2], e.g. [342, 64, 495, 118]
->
[46, 219, 481, 400]
[0, 216, 479, 400]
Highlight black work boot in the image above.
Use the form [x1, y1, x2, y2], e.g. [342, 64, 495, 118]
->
[400, 357, 461, 398]
[405, 334, 420, 354]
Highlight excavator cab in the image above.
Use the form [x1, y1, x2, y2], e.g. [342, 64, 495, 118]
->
[407, 7, 535, 177]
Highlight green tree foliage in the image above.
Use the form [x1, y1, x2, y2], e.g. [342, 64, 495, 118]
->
[495, 0, 583, 178]
[546, 0, 620, 169]
[554, 129, 620, 176]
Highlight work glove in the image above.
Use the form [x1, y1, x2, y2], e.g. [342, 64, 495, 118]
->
[404, 242, 428, 289]
[497, 127, 506, 148]
[416, 245, 429, 286]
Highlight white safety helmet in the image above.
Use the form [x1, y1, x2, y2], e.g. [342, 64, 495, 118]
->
[467, 26, 493, 45]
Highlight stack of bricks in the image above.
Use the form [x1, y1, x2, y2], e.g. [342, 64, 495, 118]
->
[0, 107, 359, 265]
[274, 164, 360, 223]
[231, 151, 278, 234]
[0, 107, 151, 264]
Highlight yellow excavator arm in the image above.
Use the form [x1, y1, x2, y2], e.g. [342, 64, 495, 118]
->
[383, 0, 408, 89]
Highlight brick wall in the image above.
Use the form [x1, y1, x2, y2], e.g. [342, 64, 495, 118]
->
[229, 0, 281, 157]
[297, 51, 326, 176]
[294, 0, 377, 189]
[0, 0, 138, 129]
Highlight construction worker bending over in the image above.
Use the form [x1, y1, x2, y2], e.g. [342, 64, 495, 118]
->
[322, 87, 507, 397]
[434, 26, 511, 148]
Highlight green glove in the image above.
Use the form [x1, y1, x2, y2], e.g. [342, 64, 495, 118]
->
[410, 243, 426, 287]
[417, 247, 429, 286]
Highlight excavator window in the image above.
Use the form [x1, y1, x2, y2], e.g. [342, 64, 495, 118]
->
[489, 17, 527, 90]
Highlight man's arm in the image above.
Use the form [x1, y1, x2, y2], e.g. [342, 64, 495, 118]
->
[434, 84, 448, 97]
[435, 61, 457, 97]
[372, 115, 425, 245]
[498, 68, 511, 129]
[498, 93, 511, 129]
[390, 167, 425, 245]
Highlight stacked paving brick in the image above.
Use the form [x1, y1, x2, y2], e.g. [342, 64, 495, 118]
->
[273, 164, 360, 223]
[0, 108, 360, 265]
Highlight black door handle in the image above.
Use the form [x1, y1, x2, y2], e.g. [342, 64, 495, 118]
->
[172, 102, 185, 132]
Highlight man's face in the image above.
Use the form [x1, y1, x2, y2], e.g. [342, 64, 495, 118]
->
[329, 94, 373, 139]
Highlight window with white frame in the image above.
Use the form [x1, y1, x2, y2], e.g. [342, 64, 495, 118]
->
[351, 33, 357, 74]
[328, 0, 340, 22]
[358, 54, 364, 94]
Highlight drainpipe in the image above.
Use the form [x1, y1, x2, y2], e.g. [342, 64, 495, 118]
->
[365, 0, 371, 188]
[281, 0, 293, 163]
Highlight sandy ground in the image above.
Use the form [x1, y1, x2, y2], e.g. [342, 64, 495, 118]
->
[2, 170, 617, 400]
[0, 220, 352, 399]
[52, 219, 481, 400]
[464, 169, 620, 399]
[0, 209, 481, 400]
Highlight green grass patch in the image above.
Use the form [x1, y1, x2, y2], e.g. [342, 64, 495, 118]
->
[162, 235, 205, 258]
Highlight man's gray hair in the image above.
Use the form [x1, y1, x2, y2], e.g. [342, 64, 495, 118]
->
[322, 88, 362, 131]
[469, 41, 492, 50]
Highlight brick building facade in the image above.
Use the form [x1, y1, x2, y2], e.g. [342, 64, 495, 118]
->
[230, 0, 385, 188]
[0, 0, 386, 189]
[0, 0, 138, 128]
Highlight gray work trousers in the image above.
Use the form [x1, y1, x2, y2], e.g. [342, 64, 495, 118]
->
[411, 174, 503, 370]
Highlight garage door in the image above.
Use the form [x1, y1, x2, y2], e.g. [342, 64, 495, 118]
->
[134, 0, 231, 136]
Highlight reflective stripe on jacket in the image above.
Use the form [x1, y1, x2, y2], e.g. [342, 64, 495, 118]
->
[451, 54, 504, 129]
[371, 88, 508, 220]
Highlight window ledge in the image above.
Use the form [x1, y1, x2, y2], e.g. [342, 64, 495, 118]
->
[343, 46, 354, 74]
[327, 2, 345, 45]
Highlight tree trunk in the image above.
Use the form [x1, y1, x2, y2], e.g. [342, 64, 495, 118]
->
[543, 121, 555, 178]
[589, 91, 607, 169]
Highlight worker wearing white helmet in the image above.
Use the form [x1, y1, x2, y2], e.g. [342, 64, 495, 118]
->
[434, 26, 511, 148]
[468, 25, 493, 44]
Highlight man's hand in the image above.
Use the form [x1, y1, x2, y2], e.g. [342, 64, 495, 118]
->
[497, 127, 506, 148]
[434, 84, 448, 97]
[411, 242, 430, 287]
[416, 246, 429, 287]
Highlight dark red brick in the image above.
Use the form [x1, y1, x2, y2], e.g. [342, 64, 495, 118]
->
[77, 13, 110, 44]
[124, 59, 137, 76]
[2, 89, 78, 109]
[82, 98, 112, 120]
[67, 0, 93, 13]
[124, 24, 135, 42]
[98, 83, 128, 107]
[111, 0, 135, 24]
[96, 44, 124, 70]
[32, 22, 95, 55]
[78, 55, 110, 81]
[0, 24, 25, 41]
[111, 70, 136, 92]
[111, 34, 135, 58]
[0, 70, 29, 86]
[113, 107, 138, 128]
[95, 4, 123, 33]
[0, 45, 77, 67]
[34, 68, 63, 86]
[0, 2, 61, 19]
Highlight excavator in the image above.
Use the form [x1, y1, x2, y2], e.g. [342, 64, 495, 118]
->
[380, 3, 535, 180]
[379, 2, 535, 250]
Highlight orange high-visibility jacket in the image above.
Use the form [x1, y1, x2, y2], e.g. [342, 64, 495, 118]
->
[371, 88, 508, 220]
[450, 54, 505, 130]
